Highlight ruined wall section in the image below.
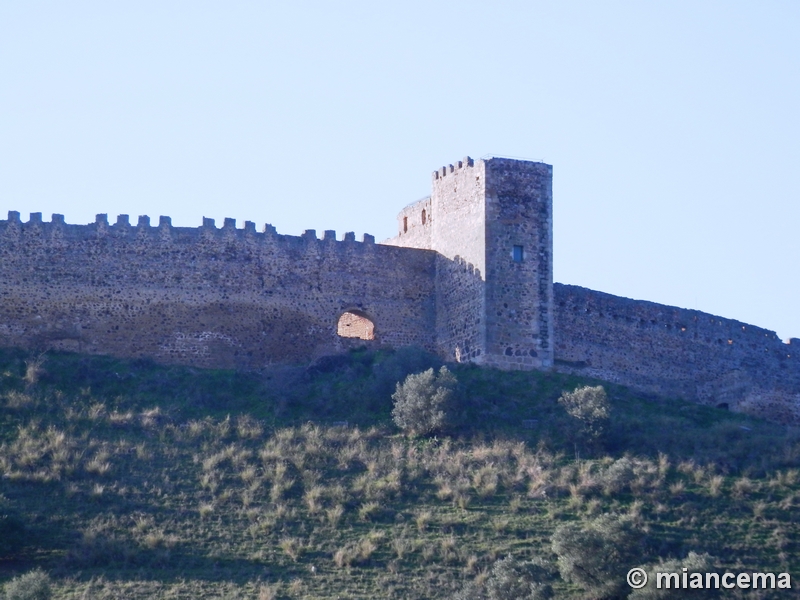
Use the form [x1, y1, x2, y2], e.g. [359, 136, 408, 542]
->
[554, 284, 800, 424]
[387, 197, 432, 249]
[483, 159, 553, 370]
[0, 211, 437, 369]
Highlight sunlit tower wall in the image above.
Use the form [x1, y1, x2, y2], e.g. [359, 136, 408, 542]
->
[387, 156, 553, 370]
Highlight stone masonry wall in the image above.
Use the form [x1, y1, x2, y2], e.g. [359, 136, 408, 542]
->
[3, 155, 800, 425]
[392, 197, 432, 249]
[483, 159, 553, 370]
[0, 211, 437, 369]
[429, 158, 488, 363]
[386, 157, 554, 369]
[387, 157, 489, 363]
[554, 284, 800, 424]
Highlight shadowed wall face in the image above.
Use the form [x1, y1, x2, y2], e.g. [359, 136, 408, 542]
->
[430, 158, 488, 364]
[0, 213, 436, 368]
[553, 284, 800, 424]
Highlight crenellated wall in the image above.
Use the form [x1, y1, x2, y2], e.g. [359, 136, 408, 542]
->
[0, 211, 437, 369]
[387, 157, 554, 370]
[387, 158, 489, 364]
[2, 155, 799, 424]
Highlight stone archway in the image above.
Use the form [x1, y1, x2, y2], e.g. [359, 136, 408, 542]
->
[337, 310, 375, 340]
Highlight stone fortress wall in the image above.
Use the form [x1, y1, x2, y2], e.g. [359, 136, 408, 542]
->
[388, 158, 489, 367]
[554, 284, 800, 423]
[388, 157, 553, 371]
[1, 155, 798, 423]
[0, 211, 437, 369]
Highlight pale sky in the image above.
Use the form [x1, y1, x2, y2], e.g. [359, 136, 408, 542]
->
[1, 1, 798, 340]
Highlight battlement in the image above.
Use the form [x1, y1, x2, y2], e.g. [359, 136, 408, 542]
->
[432, 156, 475, 180]
[0, 206, 436, 371]
[1, 211, 377, 247]
[1, 156, 798, 424]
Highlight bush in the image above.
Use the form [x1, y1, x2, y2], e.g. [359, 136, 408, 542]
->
[3, 569, 51, 600]
[451, 556, 556, 600]
[551, 514, 645, 599]
[600, 457, 636, 494]
[485, 556, 556, 600]
[558, 385, 610, 449]
[391, 366, 457, 436]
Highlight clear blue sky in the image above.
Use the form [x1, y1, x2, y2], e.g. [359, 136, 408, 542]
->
[2, 1, 798, 339]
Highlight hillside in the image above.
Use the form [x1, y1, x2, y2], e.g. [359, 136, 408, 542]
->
[1, 347, 798, 599]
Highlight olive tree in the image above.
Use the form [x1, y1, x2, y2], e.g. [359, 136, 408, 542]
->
[551, 514, 644, 599]
[391, 366, 457, 436]
[558, 385, 610, 451]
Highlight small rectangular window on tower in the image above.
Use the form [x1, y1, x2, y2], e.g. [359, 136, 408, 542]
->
[512, 245, 524, 262]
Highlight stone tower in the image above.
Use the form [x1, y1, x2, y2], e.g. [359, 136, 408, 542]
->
[387, 156, 553, 370]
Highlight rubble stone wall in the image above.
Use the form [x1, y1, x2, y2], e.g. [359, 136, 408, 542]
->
[2, 154, 799, 425]
[554, 284, 800, 423]
[0, 211, 437, 369]
[387, 157, 554, 370]
[483, 159, 553, 370]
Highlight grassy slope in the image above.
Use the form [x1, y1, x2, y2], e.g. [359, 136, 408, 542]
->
[0, 347, 798, 599]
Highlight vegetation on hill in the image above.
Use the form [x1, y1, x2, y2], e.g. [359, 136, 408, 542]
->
[0, 346, 798, 599]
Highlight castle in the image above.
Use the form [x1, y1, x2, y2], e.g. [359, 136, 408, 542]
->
[1, 156, 799, 423]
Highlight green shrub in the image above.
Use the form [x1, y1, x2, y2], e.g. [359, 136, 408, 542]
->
[558, 385, 610, 450]
[600, 456, 636, 494]
[3, 569, 51, 600]
[485, 556, 556, 600]
[551, 514, 645, 599]
[451, 556, 557, 600]
[391, 366, 457, 436]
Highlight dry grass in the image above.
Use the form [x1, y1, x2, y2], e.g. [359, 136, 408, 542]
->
[2, 348, 799, 599]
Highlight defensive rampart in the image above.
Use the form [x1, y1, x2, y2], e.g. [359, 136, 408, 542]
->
[554, 284, 800, 424]
[0, 211, 437, 369]
[2, 155, 799, 425]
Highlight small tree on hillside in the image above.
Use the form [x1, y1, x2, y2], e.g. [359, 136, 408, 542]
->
[451, 555, 557, 600]
[392, 366, 457, 436]
[558, 385, 610, 451]
[3, 569, 52, 600]
[551, 514, 645, 599]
